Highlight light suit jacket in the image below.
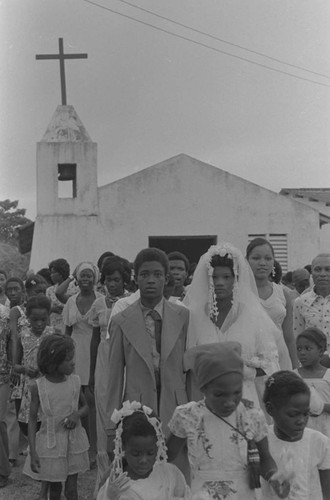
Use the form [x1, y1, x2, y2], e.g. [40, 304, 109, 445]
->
[104, 299, 189, 435]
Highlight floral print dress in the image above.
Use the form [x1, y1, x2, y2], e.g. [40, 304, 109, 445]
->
[169, 400, 267, 500]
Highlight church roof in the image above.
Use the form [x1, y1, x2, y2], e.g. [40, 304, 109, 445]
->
[41, 105, 92, 142]
[280, 188, 330, 205]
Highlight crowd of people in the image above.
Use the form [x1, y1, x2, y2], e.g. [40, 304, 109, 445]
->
[0, 240, 330, 500]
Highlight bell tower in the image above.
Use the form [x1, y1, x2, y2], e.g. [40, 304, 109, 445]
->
[30, 39, 106, 270]
[36, 104, 98, 216]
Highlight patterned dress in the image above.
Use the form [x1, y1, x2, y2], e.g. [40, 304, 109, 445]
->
[46, 282, 78, 334]
[18, 325, 54, 423]
[169, 400, 267, 500]
[23, 374, 89, 482]
[10, 306, 30, 400]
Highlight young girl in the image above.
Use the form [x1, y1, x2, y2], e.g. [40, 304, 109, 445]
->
[262, 370, 330, 500]
[97, 401, 190, 500]
[167, 342, 287, 500]
[295, 328, 330, 437]
[24, 333, 89, 500]
[13, 295, 54, 436]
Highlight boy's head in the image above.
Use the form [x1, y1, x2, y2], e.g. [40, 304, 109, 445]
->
[5, 277, 25, 306]
[134, 248, 169, 303]
[168, 252, 189, 289]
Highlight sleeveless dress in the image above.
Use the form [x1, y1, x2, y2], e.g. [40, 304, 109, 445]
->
[23, 374, 89, 482]
[259, 283, 292, 370]
[63, 293, 101, 385]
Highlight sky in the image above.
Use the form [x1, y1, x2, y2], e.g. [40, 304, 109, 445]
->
[1, 0, 330, 220]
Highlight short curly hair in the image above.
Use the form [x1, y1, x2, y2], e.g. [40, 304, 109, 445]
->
[48, 258, 70, 281]
[134, 248, 169, 276]
[263, 370, 310, 408]
[101, 257, 131, 285]
[37, 333, 75, 375]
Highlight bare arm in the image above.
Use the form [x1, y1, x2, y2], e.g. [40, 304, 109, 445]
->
[282, 288, 298, 368]
[55, 277, 73, 304]
[89, 326, 101, 389]
[28, 382, 41, 473]
[166, 433, 186, 463]
[256, 437, 277, 480]
[319, 469, 330, 500]
[9, 306, 21, 366]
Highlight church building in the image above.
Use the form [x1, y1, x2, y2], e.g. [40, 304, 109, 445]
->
[30, 104, 329, 271]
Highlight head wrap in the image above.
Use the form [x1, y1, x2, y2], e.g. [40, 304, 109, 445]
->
[297, 328, 327, 352]
[74, 261, 99, 284]
[185, 341, 244, 389]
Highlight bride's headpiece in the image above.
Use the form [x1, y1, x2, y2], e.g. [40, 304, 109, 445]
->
[111, 400, 167, 477]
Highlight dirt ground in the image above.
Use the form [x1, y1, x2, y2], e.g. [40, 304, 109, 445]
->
[1, 455, 97, 500]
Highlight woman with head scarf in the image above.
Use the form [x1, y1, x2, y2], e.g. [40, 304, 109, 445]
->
[63, 261, 101, 467]
[183, 243, 280, 406]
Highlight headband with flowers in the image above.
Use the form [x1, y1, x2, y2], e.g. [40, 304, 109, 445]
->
[205, 243, 240, 322]
[111, 400, 167, 478]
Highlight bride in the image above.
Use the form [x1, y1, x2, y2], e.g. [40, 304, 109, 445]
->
[184, 243, 280, 406]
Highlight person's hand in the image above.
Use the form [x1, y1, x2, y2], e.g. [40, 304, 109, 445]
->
[62, 411, 79, 430]
[269, 477, 290, 498]
[106, 470, 130, 500]
[30, 451, 41, 473]
[52, 304, 63, 314]
[25, 367, 39, 378]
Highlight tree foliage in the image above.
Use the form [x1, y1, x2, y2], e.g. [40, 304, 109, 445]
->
[0, 199, 32, 245]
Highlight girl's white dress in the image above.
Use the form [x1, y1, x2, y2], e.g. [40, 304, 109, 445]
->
[169, 400, 268, 500]
[97, 462, 189, 500]
[294, 368, 330, 438]
[23, 374, 89, 482]
[63, 293, 100, 385]
[259, 282, 292, 370]
[261, 426, 330, 500]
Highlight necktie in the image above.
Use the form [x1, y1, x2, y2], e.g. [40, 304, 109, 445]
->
[148, 309, 162, 353]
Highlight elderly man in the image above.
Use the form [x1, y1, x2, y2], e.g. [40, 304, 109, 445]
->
[293, 253, 330, 366]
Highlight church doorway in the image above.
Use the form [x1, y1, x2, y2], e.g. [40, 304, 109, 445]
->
[148, 235, 217, 268]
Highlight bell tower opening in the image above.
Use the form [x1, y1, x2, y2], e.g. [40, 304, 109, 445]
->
[58, 163, 77, 198]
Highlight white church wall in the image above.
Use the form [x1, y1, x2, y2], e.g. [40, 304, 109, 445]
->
[30, 214, 112, 270]
[99, 155, 320, 267]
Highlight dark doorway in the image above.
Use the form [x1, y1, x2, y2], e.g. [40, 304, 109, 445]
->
[148, 235, 217, 268]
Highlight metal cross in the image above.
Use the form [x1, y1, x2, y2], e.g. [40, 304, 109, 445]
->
[36, 38, 88, 105]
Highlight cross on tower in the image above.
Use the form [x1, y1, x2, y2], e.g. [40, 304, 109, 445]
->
[36, 38, 88, 105]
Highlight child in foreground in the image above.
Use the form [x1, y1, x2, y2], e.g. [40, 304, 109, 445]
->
[97, 401, 190, 500]
[14, 295, 54, 436]
[24, 334, 89, 500]
[166, 342, 288, 500]
[262, 370, 330, 500]
[295, 327, 330, 437]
